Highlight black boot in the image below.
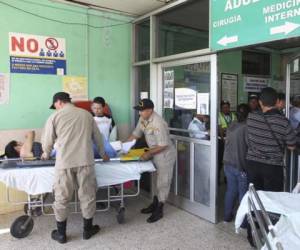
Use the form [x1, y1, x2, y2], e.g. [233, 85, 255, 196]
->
[51, 220, 67, 244]
[83, 218, 100, 240]
[141, 196, 158, 214]
[147, 202, 163, 223]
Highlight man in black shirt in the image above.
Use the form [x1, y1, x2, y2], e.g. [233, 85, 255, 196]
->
[246, 87, 296, 191]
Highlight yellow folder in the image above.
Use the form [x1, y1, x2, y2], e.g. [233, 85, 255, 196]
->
[120, 148, 148, 162]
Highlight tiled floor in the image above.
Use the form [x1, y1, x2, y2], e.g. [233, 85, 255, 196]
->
[0, 197, 252, 250]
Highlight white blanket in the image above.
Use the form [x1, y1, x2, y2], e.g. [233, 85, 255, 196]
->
[235, 191, 300, 231]
[235, 191, 300, 249]
[261, 213, 300, 250]
[0, 161, 155, 195]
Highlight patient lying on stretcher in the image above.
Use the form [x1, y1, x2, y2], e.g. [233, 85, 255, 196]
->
[0, 130, 136, 160]
[1, 131, 43, 159]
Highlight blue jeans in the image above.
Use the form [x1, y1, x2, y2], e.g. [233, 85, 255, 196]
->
[224, 164, 248, 222]
[93, 139, 117, 158]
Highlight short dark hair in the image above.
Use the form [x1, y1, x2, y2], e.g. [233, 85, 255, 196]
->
[277, 92, 285, 101]
[237, 104, 250, 122]
[259, 87, 278, 107]
[93, 97, 105, 107]
[221, 100, 230, 107]
[5, 141, 20, 158]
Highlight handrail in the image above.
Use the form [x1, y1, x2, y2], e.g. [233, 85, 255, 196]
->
[168, 127, 208, 134]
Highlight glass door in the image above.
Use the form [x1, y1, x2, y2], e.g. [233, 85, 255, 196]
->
[134, 65, 151, 194]
[286, 54, 300, 191]
[158, 55, 218, 223]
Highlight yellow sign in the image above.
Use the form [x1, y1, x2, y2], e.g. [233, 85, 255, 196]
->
[62, 76, 88, 101]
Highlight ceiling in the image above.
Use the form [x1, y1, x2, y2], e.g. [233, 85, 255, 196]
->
[61, 0, 209, 31]
[64, 0, 172, 16]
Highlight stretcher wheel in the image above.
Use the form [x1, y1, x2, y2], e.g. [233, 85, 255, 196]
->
[117, 207, 125, 224]
[10, 215, 34, 238]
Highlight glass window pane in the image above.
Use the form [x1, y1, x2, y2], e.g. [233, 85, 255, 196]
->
[290, 57, 300, 112]
[170, 139, 176, 194]
[157, 0, 209, 57]
[135, 65, 151, 190]
[292, 58, 300, 74]
[135, 65, 150, 123]
[136, 65, 150, 94]
[135, 20, 150, 61]
[242, 51, 271, 76]
[163, 62, 211, 140]
[194, 143, 210, 206]
[177, 141, 190, 199]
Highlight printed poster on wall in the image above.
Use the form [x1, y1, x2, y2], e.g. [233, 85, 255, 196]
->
[221, 73, 238, 111]
[0, 73, 10, 105]
[140, 92, 148, 99]
[197, 93, 209, 115]
[244, 76, 270, 93]
[9, 32, 66, 75]
[163, 70, 174, 108]
[63, 76, 88, 101]
[175, 88, 197, 110]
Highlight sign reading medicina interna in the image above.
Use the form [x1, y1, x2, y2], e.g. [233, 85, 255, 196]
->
[211, 0, 300, 50]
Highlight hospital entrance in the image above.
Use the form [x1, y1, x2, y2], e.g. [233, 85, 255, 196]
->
[134, 4, 300, 223]
[1, 0, 300, 249]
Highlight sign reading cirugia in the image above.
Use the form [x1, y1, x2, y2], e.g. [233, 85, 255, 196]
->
[211, 0, 300, 50]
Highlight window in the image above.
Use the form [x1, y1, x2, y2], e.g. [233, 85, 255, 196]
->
[136, 65, 150, 98]
[162, 62, 211, 140]
[242, 51, 271, 76]
[157, 0, 209, 57]
[135, 65, 150, 122]
[135, 20, 150, 62]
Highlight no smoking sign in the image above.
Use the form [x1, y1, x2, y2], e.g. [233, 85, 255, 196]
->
[45, 38, 59, 50]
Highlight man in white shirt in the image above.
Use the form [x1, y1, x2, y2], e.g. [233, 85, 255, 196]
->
[290, 95, 300, 129]
[188, 114, 209, 139]
[91, 97, 115, 141]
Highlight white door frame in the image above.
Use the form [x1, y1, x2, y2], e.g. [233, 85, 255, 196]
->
[154, 54, 218, 223]
[286, 53, 300, 191]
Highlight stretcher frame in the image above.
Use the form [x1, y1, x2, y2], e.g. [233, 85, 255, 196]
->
[247, 184, 284, 250]
[0, 162, 142, 239]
